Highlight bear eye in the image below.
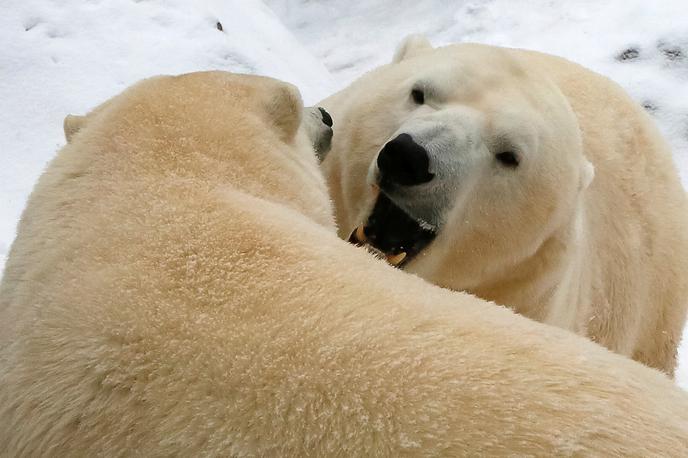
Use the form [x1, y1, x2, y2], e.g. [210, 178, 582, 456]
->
[495, 151, 520, 168]
[411, 88, 425, 105]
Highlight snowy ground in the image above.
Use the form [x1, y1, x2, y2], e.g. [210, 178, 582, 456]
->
[2, 1, 688, 387]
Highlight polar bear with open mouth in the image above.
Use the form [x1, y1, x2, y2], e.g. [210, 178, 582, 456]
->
[320, 35, 688, 375]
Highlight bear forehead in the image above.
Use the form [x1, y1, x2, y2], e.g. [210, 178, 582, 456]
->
[396, 45, 550, 103]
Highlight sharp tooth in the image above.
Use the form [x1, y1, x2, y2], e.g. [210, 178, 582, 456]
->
[387, 252, 407, 266]
[355, 225, 367, 243]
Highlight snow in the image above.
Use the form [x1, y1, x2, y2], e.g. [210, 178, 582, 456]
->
[2, 0, 688, 388]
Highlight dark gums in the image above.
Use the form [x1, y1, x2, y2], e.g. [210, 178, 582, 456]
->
[363, 193, 436, 265]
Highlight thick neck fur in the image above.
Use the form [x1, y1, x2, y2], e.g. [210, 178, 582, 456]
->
[425, 202, 590, 329]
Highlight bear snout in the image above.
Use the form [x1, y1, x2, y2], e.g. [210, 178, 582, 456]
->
[304, 106, 334, 161]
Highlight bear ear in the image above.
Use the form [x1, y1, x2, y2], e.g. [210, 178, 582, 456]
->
[63, 114, 87, 142]
[262, 82, 303, 143]
[392, 34, 433, 63]
[579, 158, 595, 191]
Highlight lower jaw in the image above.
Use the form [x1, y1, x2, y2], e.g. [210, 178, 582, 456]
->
[348, 226, 410, 266]
[347, 192, 437, 268]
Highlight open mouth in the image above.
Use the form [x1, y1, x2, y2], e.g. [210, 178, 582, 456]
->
[348, 192, 437, 268]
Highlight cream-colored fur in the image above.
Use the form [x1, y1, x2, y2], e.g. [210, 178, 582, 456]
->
[320, 37, 688, 376]
[2, 71, 688, 456]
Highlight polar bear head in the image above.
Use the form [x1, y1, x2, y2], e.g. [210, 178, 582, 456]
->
[322, 37, 594, 282]
[62, 72, 335, 229]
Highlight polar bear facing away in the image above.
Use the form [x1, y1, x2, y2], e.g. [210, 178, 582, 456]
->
[320, 36, 688, 375]
[2, 71, 688, 455]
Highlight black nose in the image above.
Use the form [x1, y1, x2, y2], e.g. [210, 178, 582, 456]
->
[318, 107, 333, 127]
[377, 133, 434, 187]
